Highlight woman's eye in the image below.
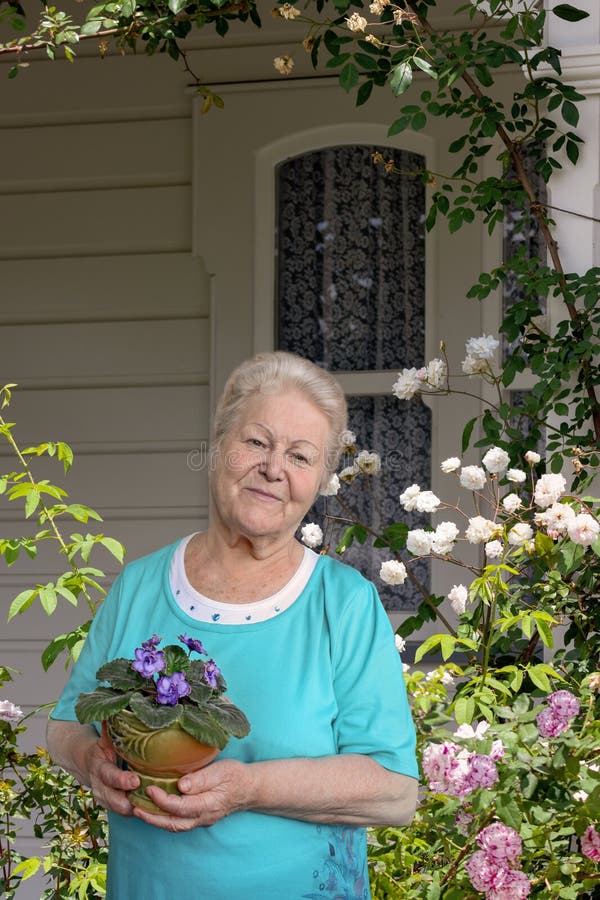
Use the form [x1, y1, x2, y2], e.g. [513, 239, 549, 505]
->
[292, 453, 309, 465]
[248, 438, 265, 448]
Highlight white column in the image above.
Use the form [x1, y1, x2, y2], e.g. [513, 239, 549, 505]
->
[545, 0, 600, 271]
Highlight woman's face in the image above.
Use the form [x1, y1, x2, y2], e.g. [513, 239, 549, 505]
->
[210, 390, 330, 543]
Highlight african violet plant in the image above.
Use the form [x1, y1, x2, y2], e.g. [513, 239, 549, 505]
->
[75, 633, 250, 750]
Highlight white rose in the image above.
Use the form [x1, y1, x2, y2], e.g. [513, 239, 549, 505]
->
[320, 473, 340, 496]
[355, 449, 381, 475]
[273, 55, 294, 75]
[399, 483, 421, 511]
[392, 368, 422, 401]
[441, 457, 461, 473]
[537, 501, 575, 536]
[380, 560, 407, 585]
[279, 3, 301, 18]
[448, 584, 469, 615]
[459, 466, 487, 491]
[426, 358, 447, 389]
[567, 513, 600, 547]
[465, 334, 499, 360]
[432, 521, 459, 555]
[394, 634, 406, 653]
[339, 430, 356, 449]
[339, 464, 358, 483]
[0, 700, 23, 722]
[485, 540, 503, 559]
[506, 468, 526, 484]
[300, 523, 323, 549]
[415, 490, 441, 513]
[534, 473, 567, 508]
[406, 529, 434, 556]
[502, 493, 522, 514]
[482, 446, 510, 474]
[525, 450, 541, 464]
[507, 522, 533, 546]
[465, 516, 497, 544]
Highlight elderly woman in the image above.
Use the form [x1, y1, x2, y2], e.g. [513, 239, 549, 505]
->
[47, 351, 418, 900]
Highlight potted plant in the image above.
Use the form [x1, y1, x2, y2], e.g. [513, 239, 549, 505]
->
[75, 634, 251, 812]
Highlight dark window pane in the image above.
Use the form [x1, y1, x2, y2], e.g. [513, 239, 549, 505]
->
[276, 145, 426, 372]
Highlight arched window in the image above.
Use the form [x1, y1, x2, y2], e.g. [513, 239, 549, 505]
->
[275, 144, 430, 610]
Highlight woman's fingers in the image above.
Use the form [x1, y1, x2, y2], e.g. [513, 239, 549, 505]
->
[85, 736, 140, 816]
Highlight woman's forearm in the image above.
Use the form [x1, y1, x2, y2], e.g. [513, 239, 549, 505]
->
[46, 719, 99, 787]
[246, 754, 418, 826]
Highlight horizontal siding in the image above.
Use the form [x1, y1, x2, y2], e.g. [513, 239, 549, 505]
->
[0, 253, 209, 322]
[1, 319, 209, 386]
[0, 184, 191, 258]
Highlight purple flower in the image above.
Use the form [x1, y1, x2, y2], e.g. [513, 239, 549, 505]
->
[477, 823, 522, 864]
[547, 689, 580, 720]
[141, 634, 162, 651]
[178, 633, 207, 656]
[156, 672, 191, 706]
[131, 647, 166, 679]
[536, 706, 570, 738]
[204, 659, 221, 689]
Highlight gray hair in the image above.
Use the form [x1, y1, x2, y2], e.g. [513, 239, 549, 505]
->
[212, 351, 348, 476]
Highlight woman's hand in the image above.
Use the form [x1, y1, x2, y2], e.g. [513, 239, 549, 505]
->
[46, 719, 140, 818]
[84, 726, 141, 817]
[132, 759, 254, 832]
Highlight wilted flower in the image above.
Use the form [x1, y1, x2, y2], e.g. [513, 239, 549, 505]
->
[339, 464, 358, 483]
[448, 584, 468, 615]
[462, 356, 489, 376]
[365, 33, 384, 46]
[345, 11, 368, 31]
[406, 529, 434, 556]
[466, 516, 497, 544]
[203, 660, 221, 689]
[502, 493, 522, 514]
[567, 512, 599, 547]
[278, 3, 301, 19]
[301, 523, 323, 548]
[534, 472, 567, 508]
[339, 429, 357, 449]
[273, 55, 294, 75]
[482, 446, 510, 475]
[460, 465, 487, 491]
[380, 559, 407, 585]
[355, 449, 381, 475]
[320, 473, 340, 496]
[426, 358, 447, 389]
[369, 0, 389, 12]
[507, 522, 533, 546]
[178, 634, 206, 655]
[0, 700, 23, 722]
[156, 672, 191, 706]
[506, 468, 526, 483]
[392, 367, 422, 400]
[441, 456, 461, 473]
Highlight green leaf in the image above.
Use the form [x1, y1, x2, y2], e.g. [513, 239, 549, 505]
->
[11, 857, 41, 881]
[552, 4, 589, 22]
[121, 0, 136, 15]
[129, 693, 182, 729]
[25, 488, 41, 518]
[75, 687, 134, 723]
[454, 694, 475, 725]
[181, 706, 230, 749]
[390, 61, 412, 97]
[440, 634, 456, 661]
[461, 417, 477, 453]
[527, 664, 551, 693]
[39, 584, 57, 615]
[561, 99, 579, 127]
[496, 794, 522, 830]
[339, 62, 359, 93]
[80, 19, 103, 34]
[8, 588, 37, 620]
[163, 644, 190, 675]
[96, 657, 146, 690]
[413, 55, 436, 78]
[99, 536, 125, 563]
[205, 697, 251, 738]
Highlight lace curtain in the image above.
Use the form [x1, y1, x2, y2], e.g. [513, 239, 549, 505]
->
[276, 145, 430, 610]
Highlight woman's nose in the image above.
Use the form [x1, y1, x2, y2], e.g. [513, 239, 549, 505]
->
[260, 449, 285, 480]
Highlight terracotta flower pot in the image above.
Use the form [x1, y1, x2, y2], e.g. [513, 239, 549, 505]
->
[106, 711, 219, 813]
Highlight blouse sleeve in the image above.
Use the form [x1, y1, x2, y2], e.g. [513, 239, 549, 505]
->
[50, 573, 124, 722]
[329, 577, 419, 780]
